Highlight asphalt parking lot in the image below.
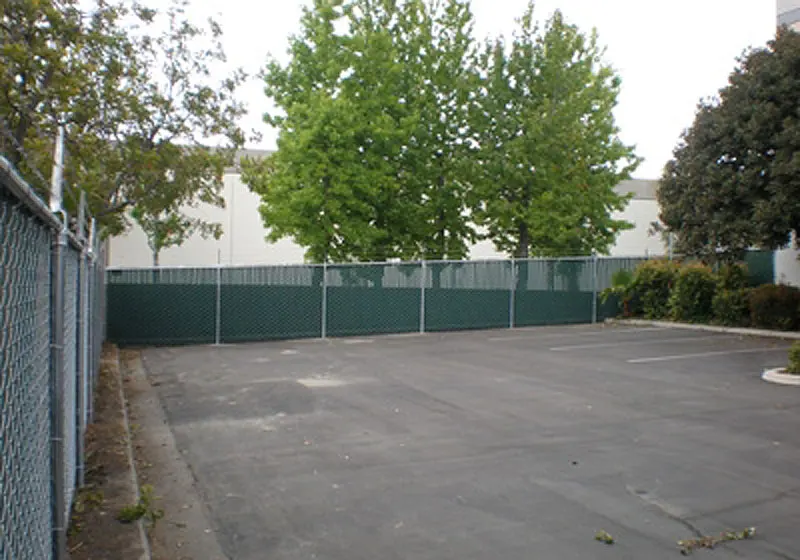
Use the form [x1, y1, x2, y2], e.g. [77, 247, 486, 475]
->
[143, 324, 800, 560]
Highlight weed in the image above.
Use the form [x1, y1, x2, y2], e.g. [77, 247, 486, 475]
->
[678, 527, 755, 555]
[594, 530, 614, 545]
[117, 484, 164, 527]
[788, 342, 800, 374]
[73, 489, 104, 514]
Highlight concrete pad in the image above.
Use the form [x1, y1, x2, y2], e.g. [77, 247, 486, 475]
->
[143, 325, 800, 559]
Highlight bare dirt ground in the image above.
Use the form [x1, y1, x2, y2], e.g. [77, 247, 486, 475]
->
[68, 346, 144, 560]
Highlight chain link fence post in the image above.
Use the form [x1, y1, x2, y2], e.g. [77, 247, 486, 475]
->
[419, 260, 426, 333]
[591, 252, 598, 324]
[215, 256, 222, 346]
[509, 258, 516, 329]
[321, 261, 328, 339]
[48, 127, 69, 560]
[49, 223, 68, 560]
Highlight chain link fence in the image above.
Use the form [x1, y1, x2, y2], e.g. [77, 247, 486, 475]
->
[0, 156, 106, 559]
[107, 255, 662, 346]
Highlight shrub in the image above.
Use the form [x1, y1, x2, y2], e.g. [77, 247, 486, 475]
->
[630, 260, 679, 319]
[717, 263, 748, 291]
[713, 264, 751, 326]
[611, 268, 633, 290]
[599, 268, 641, 317]
[713, 288, 751, 327]
[669, 263, 717, 322]
[788, 342, 800, 374]
[749, 284, 800, 331]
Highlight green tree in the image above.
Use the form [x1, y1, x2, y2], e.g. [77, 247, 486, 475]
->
[0, 0, 247, 262]
[659, 28, 800, 262]
[391, 0, 477, 260]
[244, 0, 400, 263]
[469, 3, 639, 258]
[245, 0, 477, 262]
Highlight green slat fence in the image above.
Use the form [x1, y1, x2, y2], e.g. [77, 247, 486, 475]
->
[424, 261, 512, 332]
[105, 253, 775, 346]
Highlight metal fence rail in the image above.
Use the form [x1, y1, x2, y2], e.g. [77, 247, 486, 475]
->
[0, 156, 106, 560]
[106, 256, 652, 346]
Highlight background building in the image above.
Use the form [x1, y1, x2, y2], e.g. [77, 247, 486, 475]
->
[778, 0, 800, 30]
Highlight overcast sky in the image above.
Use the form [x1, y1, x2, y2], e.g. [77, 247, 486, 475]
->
[190, 0, 776, 179]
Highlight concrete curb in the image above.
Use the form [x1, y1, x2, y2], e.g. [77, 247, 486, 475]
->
[613, 319, 800, 340]
[762, 368, 800, 386]
[113, 345, 152, 560]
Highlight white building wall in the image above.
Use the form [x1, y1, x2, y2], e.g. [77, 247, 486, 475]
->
[609, 199, 665, 257]
[778, 0, 800, 30]
[108, 174, 666, 267]
[775, 233, 800, 287]
[109, 173, 305, 267]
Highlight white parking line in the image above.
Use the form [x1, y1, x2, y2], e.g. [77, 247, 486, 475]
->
[488, 326, 670, 342]
[628, 347, 791, 364]
[550, 335, 721, 352]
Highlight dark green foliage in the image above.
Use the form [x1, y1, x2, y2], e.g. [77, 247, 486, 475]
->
[631, 260, 679, 319]
[749, 284, 800, 331]
[788, 342, 800, 374]
[713, 263, 750, 326]
[599, 268, 640, 317]
[658, 29, 800, 262]
[717, 263, 749, 291]
[598, 268, 632, 304]
[1, 0, 247, 249]
[713, 288, 751, 327]
[611, 268, 634, 289]
[670, 263, 716, 322]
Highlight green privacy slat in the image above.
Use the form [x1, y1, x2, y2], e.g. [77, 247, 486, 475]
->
[596, 294, 622, 321]
[425, 289, 510, 331]
[220, 286, 322, 342]
[105, 267, 217, 285]
[218, 265, 323, 343]
[326, 287, 420, 336]
[106, 257, 674, 345]
[324, 263, 422, 337]
[515, 291, 593, 326]
[423, 261, 511, 331]
[327, 262, 423, 288]
[106, 284, 216, 345]
[426, 260, 512, 289]
[513, 259, 593, 326]
[743, 250, 774, 286]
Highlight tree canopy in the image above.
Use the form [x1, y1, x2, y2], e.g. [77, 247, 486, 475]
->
[658, 28, 800, 262]
[0, 0, 247, 263]
[469, 4, 638, 258]
[244, 0, 478, 262]
[246, 0, 638, 262]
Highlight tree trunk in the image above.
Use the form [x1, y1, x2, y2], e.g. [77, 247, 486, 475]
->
[436, 175, 447, 260]
[515, 222, 530, 291]
[516, 222, 530, 259]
